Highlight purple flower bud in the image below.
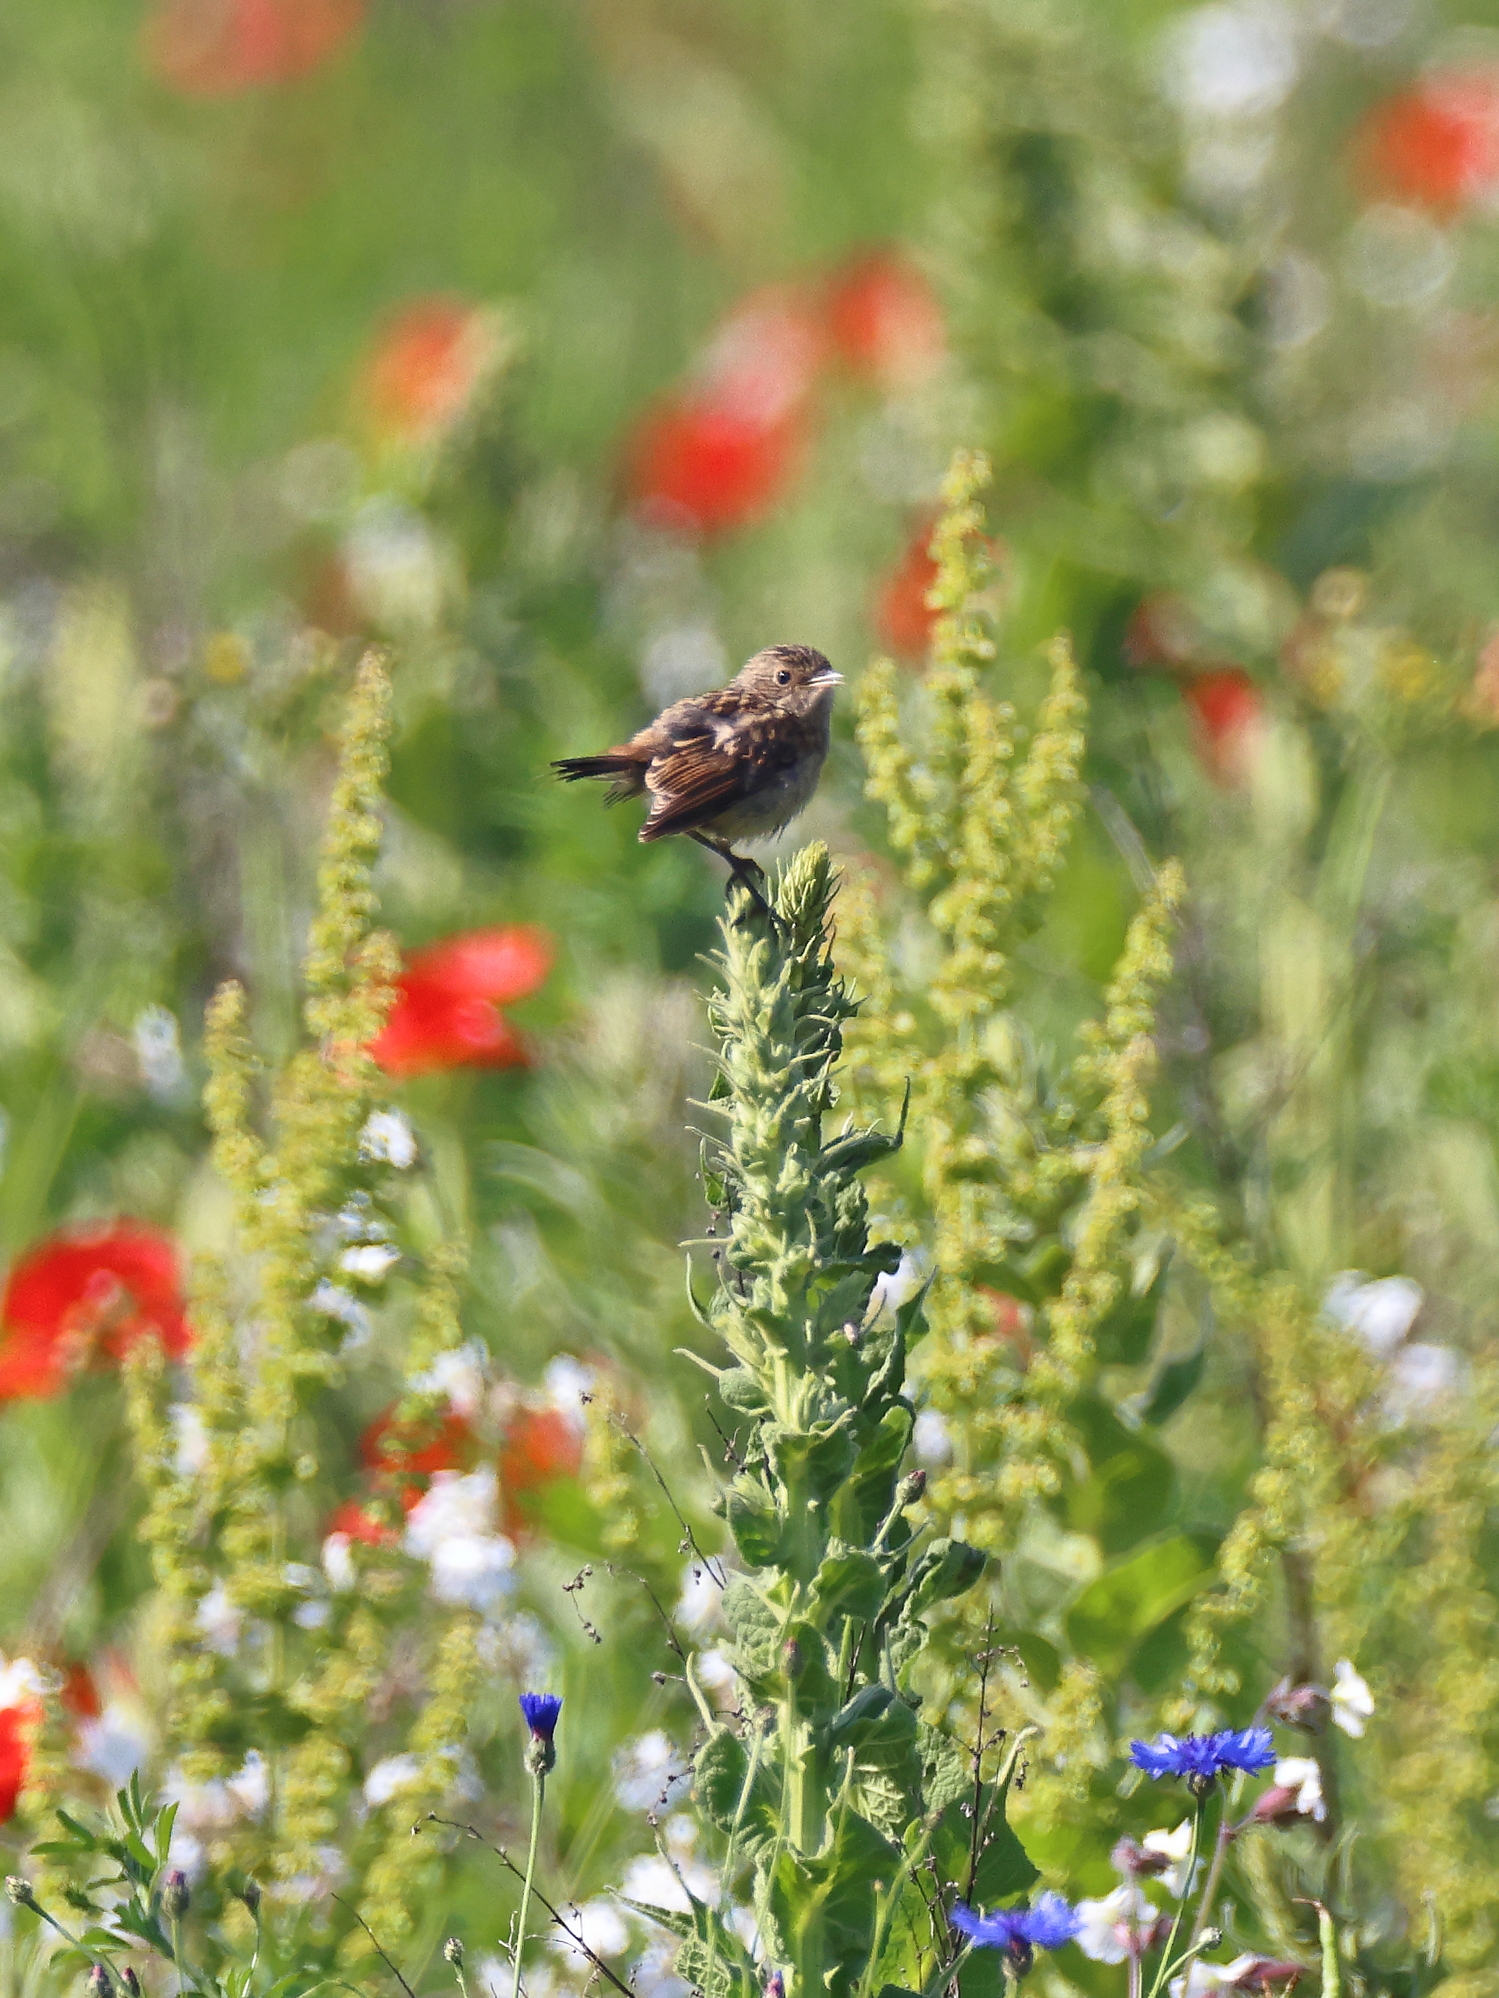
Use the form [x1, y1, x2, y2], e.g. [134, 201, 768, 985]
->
[86, 1966, 113, 1998]
[519, 1692, 562, 1774]
[160, 1869, 190, 1920]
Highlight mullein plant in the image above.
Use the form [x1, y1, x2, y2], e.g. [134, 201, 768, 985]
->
[31, 654, 487, 1963]
[836, 452, 1189, 1832]
[644, 840, 1047, 1998]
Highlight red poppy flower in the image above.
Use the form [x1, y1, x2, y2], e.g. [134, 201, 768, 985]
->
[825, 251, 945, 391]
[58, 1662, 101, 1721]
[361, 298, 500, 447]
[1182, 670, 1264, 786]
[0, 1705, 30, 1823]
[498, 1406, 583, 1536]
[369, 926, 554, 1079]
[0, 1224, 189, 1401]
[1357, 70, 1499, 214]
[624, 285, 825, 536]
[324, 1497, 401, 1546]
[875, 518, 1003, 663]
[144, 0, 364, 97]
[359, 1405, 477, 1483]
[875, 521, 940, 660]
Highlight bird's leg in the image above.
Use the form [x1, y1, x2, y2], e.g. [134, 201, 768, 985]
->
[688, 832, 775, 923]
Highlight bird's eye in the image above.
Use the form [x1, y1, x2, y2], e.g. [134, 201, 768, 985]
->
[777, 668, 791, 685]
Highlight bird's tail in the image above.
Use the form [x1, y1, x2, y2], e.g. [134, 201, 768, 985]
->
[551, 752, 644, 804]
[552, 753, 632, 781]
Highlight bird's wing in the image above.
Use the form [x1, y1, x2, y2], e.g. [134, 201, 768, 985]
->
[638, 708, 779, 841]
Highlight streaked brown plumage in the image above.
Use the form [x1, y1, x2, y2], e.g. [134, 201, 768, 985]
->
[551, 644, 842, 891]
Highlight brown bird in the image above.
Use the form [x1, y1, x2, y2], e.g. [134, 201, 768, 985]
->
[552, 643, 842, 900]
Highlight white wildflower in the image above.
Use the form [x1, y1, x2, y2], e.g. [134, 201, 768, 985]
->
[913, 1408, 953, 1468]
[76, 1703, 151, 1788]
[1322, 1272, 1422, 1356]
[310, 1281, 372, 1349]
[1074, 1884, 1160, 1964]
[169, 1404, 209, 1477]
[409, 1339, 489, 1419]
[405, 1469, 496, 1551]
[322, 1532, 357, 1593]
[868, 1252, 925, 1324]
[0, 1657, 46, 1709]
[544, 1353, 595, 1429]
[360, 1109, 418, 1170]
[194, 1582, 243, 1656]
[1383, 1342, 1461, 1423]
[429, 1533, 515, 1609]
[340, 1243, 400, 1283]
[364, 1754, 426, 1806]
[1143, 1819, 1196, 1896]
[1330, 1659, 1374, 1738]
[1274, 1756, 1325, 1821]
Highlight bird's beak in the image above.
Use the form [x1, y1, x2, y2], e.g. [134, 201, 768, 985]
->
[810, 669, 844, 688]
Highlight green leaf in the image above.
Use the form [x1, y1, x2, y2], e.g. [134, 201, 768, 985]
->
[892, 1538, 986, 1622]
[768, 1810, 901, 1998]
[1065, 1533, 1219, 1672]
[725, 1482, 783, 1567]
[836, 1405, 911, 1542]
[1138, 1346, 1206, 1427]
[812, 1546, 886, 1622]
[722, 1578, 780, 1678]
[916, 1722, 971, 1815]
[1063, 1398, 1177, 1556]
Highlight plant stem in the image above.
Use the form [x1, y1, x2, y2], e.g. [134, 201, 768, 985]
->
[1144, 1800, 1205, 1998]
[511, 1770, 545, 1998]
[1186, 1795, 1232, 1954]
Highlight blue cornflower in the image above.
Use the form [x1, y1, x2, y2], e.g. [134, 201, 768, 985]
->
[519, 1692, 562, 1773]
[1129, 1726, 1275, 1789]
[950, 1892, 1081, 1972]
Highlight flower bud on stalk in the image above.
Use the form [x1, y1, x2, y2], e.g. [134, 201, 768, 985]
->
[518, 1691, 561, 1777]
[444, 1940, 465, 1967]
[123, 1970, 142, 1997]
[1265, 1680, 1329, 1734]
[86, 1966, 113, 1998]
[160, 1869, 191, 1921]
[4, 1877, 35, 1908]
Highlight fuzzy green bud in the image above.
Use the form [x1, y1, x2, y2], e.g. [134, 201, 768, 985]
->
[86, 1966, 114, 1998]
[160, 1868, 191, 1920]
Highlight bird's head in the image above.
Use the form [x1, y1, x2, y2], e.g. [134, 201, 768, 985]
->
[735, 644, 843, 718]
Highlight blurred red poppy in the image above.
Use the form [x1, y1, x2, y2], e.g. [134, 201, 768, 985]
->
[361, 298, 499, 447]
[0, 1705, 30, 1822]
[498, 1406, 583, 1535]
[825, 251, 945, 391]
[369, 926, 554, 1078]
[359, 1405, 477, 1483]
[0, 1225, 189, 1401]
[144, 0, 364, 97]
[875, 521, 940, 659]
[324, 1497, 401, 1546]
[58, 1662, 101, 1721]
[875, 517, 1002, 663]
[1182, 670, 1264, 786]
[624, 285, 824, 536]
[1357, 70, 1499, 213]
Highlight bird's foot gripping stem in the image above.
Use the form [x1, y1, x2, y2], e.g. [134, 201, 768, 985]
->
[689, 834, 775, 924]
